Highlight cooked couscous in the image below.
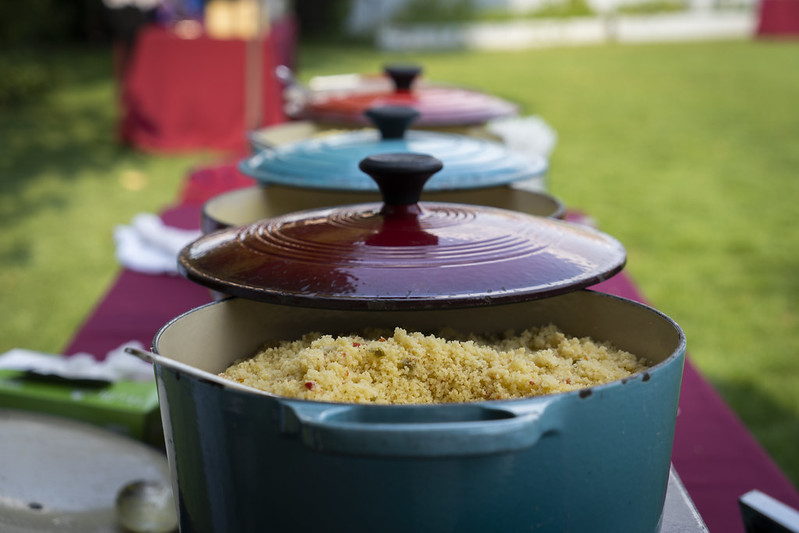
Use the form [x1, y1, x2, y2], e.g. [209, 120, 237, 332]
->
[219, 324, 651, 404]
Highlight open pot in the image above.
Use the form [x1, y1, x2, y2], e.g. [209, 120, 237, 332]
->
[135, 154, 685, 532]
[137, 292, 684, 533]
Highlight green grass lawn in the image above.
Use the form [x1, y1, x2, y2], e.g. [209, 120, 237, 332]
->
[1, 39, 797, 488]
[0, 50, 216, 352]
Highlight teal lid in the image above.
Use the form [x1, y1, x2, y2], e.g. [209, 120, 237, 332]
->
[239, 106, 547, 192]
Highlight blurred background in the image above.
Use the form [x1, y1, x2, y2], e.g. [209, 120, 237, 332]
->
[1, 0, 797, 514]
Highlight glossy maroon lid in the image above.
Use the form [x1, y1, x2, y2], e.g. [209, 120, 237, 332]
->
[179, 154, 626, 310]
[297, 65, 519, 127]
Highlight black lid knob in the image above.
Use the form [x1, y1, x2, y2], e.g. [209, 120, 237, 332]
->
[359, 153, 443, 206]
[364, 106, 421, 140]
[384, 64, 422, 92]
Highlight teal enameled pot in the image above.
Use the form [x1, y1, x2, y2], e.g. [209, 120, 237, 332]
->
[136, 154, 685, 532]
[238, 106, 548, 193]
[134, 290, 685, 533]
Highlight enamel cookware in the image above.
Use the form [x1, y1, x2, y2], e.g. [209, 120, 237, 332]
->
[134, 154, 685, 533]
[238, 106, 547, 193]
[210, 106, 558, 233]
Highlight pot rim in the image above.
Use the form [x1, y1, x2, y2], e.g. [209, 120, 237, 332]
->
[134, 289, 686, 409]
[199, 184, 567, 235]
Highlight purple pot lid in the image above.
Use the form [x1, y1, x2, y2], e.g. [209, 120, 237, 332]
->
[239, 106, 547, 192]
[298, 64, 519, 127]
[180, 154, 626, 310]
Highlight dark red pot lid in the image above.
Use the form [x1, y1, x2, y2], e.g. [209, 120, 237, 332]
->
[179, 153, 626, 310]
[297, 64, 519, 127]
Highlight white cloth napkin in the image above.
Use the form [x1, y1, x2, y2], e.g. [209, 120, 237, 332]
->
[113, 213, 201, 275]
[486, 115, 558, 192]
[0, 341, 154, 382]
[486, 115, 558, 159]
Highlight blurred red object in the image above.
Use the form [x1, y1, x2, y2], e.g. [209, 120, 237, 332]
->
[756, 0, 799, 37]
[120, 19, 296, 153]
[178, 162, 254, 206]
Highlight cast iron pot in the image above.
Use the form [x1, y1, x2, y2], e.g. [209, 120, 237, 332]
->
[239, 106, 548, 194]
[131, 290, 685, 533]
[213, 107, 559, 234]
[136, 154, 685, 532]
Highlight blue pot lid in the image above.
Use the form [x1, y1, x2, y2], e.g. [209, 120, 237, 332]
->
[239, 106, 547, 192]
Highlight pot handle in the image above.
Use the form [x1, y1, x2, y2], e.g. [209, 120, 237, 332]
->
[280, 400, 560, 458]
